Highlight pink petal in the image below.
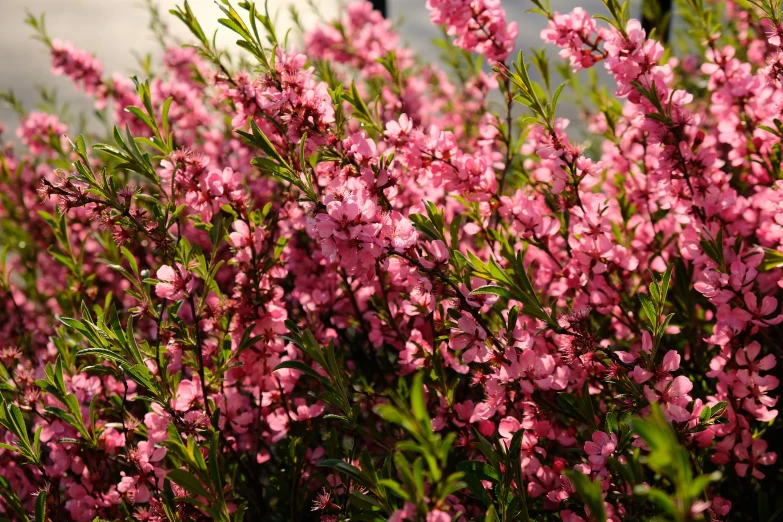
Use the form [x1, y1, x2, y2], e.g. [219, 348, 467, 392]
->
[662, 350, 681, 372]
[670, 375, 693, 396]
[156, 265, 176, 282]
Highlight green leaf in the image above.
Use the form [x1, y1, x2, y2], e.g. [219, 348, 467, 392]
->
[0, 442, 21, 454]
[125, 316, 144, 365]
[374, 404, 410, 430]
[378, 479, 410, 500]
[660, 264, 673, 303]
[167, 469, 212, 499]
[34, 491, 46, 522]
[470, 285, 513, 299]
[484, 505, 498, 522]
[550, 82, 566, 115]
[711, 401, 728, 418]
[125, 106, 156, 132]
[76, 348, 127, 365]
[318, 459, 372, 488]
[349, 490, 382, 509]
[273, 360, 327, 384]
[638, 293, 657, 327]
[456, 461, 500, 483]
[122, 363, 157, 394]
[690, 471, 721, 498]
[606, 411, 619, 434]
[342, 81, 381, 132]
[564, 470, 607, 522]
[409, 213, 442, 240]
[410, 373, 429, 426]
[241, 120, 286, 165]
[462, 474, 494, 508]
[760, 248, 783, 271]
[635, 485, 676, 515]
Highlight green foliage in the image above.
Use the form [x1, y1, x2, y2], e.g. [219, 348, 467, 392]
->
[457, 431, 531, 522]
[164, 429, 235, 522]
[760, 247, 783, 271]
[565, 470, 607, 522]
[35, 357, 98, 447]
[0, 401, 42, 467]
[64, 304, 166, 403]
[240, 121, 319, 204]
[279, 330, 466, 518]
[631, 404, 721, 522]
[744, 0, 783, 25]
[342, 80, 383, 133]
[557, 381, 598, 433]
[505, 51, 565, 134]
[372, 373, 466, 517]
[465, 248, 559, 330]
[596, 0, 632, 34]
[278, 323, 358, 426]
[637, 264, 674, 361]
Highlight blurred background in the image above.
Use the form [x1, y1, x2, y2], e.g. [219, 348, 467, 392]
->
[0, 0, 644, 135]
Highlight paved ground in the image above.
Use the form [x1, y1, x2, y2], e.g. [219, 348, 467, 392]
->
[0, 0, 627, 135]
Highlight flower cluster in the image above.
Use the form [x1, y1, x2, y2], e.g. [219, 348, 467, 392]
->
[426, 0, 518, 61]
[50, 38, 107, 101]
[15, 111, 68, 156]
[0, 0, 781, 521]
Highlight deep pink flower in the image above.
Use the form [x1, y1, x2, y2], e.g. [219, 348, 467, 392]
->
[584, 431, 617, 470]
[155, 263, 195, 300]
[450, 313, 488, 362]
[734, 432, 777, 479]
[645, 376, 693, 422]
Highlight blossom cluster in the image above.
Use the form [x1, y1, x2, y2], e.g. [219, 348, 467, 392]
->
[0, 0, 781, 521]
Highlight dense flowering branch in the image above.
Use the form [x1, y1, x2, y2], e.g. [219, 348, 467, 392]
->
[0, 0, 781, 521]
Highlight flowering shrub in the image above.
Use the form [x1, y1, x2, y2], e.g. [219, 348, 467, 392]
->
[1, 0, 782, 520]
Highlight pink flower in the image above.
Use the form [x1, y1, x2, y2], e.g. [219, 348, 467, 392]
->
[517, 349, 564, 391]
[50, 39, 107, 101]
[426, 510, 451, 522]
[498, 417, 522, 440]
[540, 8, 602, 70]
[205, 167, 243, 203]
[173, 377, 203, 412]
[736, 342, 776, 372]
[389, 502, 416, 522]
[661, 350, 681, 372]
[155, 263, 194, 300]
[426, 0, 518, 61]
[560, 510, 586, 522]
[343, 132, 377, 164]
[381, 211, 419, 251]
[266, 408, 290, 439]
[733, 370, 779, 422]
[584, 431, 617, 470]
[767, 24, 783, 46]
[292, 399, 326, 422]
[217, 391, 255, 433]
[743, 293, 783, 327]
[631, 366, 653, 384]
[6, 0, 783, 516]
[64, 484, 99, 522]
[228, 220, 266, 263]
[311, 488, 331, 511]
[500, 191, 560, 239]
[708, 496, 732, 519]
[734, 431, 777, 479]
[449, 313, 488, 363]
[385, 114, 413, 142]
[645, 376, 693, 422]
[16, 112, 68, 156]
